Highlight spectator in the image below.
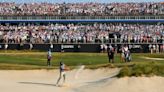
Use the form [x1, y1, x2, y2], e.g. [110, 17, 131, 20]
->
[107, 45, 114, 63]
[0, 2, 163, 16]
[47, 49, 52, 66]
[0, 23, 163, 44]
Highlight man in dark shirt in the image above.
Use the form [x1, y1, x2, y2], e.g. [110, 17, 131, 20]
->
[107, 45, 114, 63]
[47, 49, 52, 66]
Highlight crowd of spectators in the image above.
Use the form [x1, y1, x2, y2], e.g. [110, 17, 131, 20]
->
[0, 23, 164, 44]
[0, 2, 164, 16]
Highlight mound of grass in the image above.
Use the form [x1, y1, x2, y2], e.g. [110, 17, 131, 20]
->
[117, 62, 164, 77]
[117, 66, 131, 77]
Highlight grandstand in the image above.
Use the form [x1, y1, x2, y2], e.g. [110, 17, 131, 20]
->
[0, 2, 163, 53]
[0, 2, 164, 20]
[0, 1, 164, 92]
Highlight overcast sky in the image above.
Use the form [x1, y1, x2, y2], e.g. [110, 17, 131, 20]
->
[1, 0, 164, 3]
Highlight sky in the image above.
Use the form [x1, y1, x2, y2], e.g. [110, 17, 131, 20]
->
[0, 0, 164, 3]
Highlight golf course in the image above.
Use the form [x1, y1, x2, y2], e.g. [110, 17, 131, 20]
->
[0, 50, 164, 77]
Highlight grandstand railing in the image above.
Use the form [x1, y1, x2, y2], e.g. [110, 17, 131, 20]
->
[0, 15, 164, 20]
[2, 38, 164, 44]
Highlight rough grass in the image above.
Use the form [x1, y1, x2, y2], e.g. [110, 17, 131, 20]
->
[117, 61, 164, 77]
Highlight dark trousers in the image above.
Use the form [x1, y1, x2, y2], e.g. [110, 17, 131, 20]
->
[47, 59, 51, 66]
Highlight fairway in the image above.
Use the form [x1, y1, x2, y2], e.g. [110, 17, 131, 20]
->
[0, 51, 164, 70]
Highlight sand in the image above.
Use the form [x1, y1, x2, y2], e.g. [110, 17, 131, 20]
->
[141, 56, 164, 61]
[0, 68, 163, 92]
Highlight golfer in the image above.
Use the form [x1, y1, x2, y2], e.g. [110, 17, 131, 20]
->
[56, 62, 69, 86]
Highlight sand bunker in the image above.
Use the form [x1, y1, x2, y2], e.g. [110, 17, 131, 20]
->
[0, 68, 163, 92]
[141, 56, 164, 61]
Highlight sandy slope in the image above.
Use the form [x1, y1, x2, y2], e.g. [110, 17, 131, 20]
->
[0, 68, 163, 92]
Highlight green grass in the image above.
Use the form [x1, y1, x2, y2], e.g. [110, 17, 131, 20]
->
[117, 62, 164, 77]
[0, 52, 108, 66]
[0, 50, 164, 77]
